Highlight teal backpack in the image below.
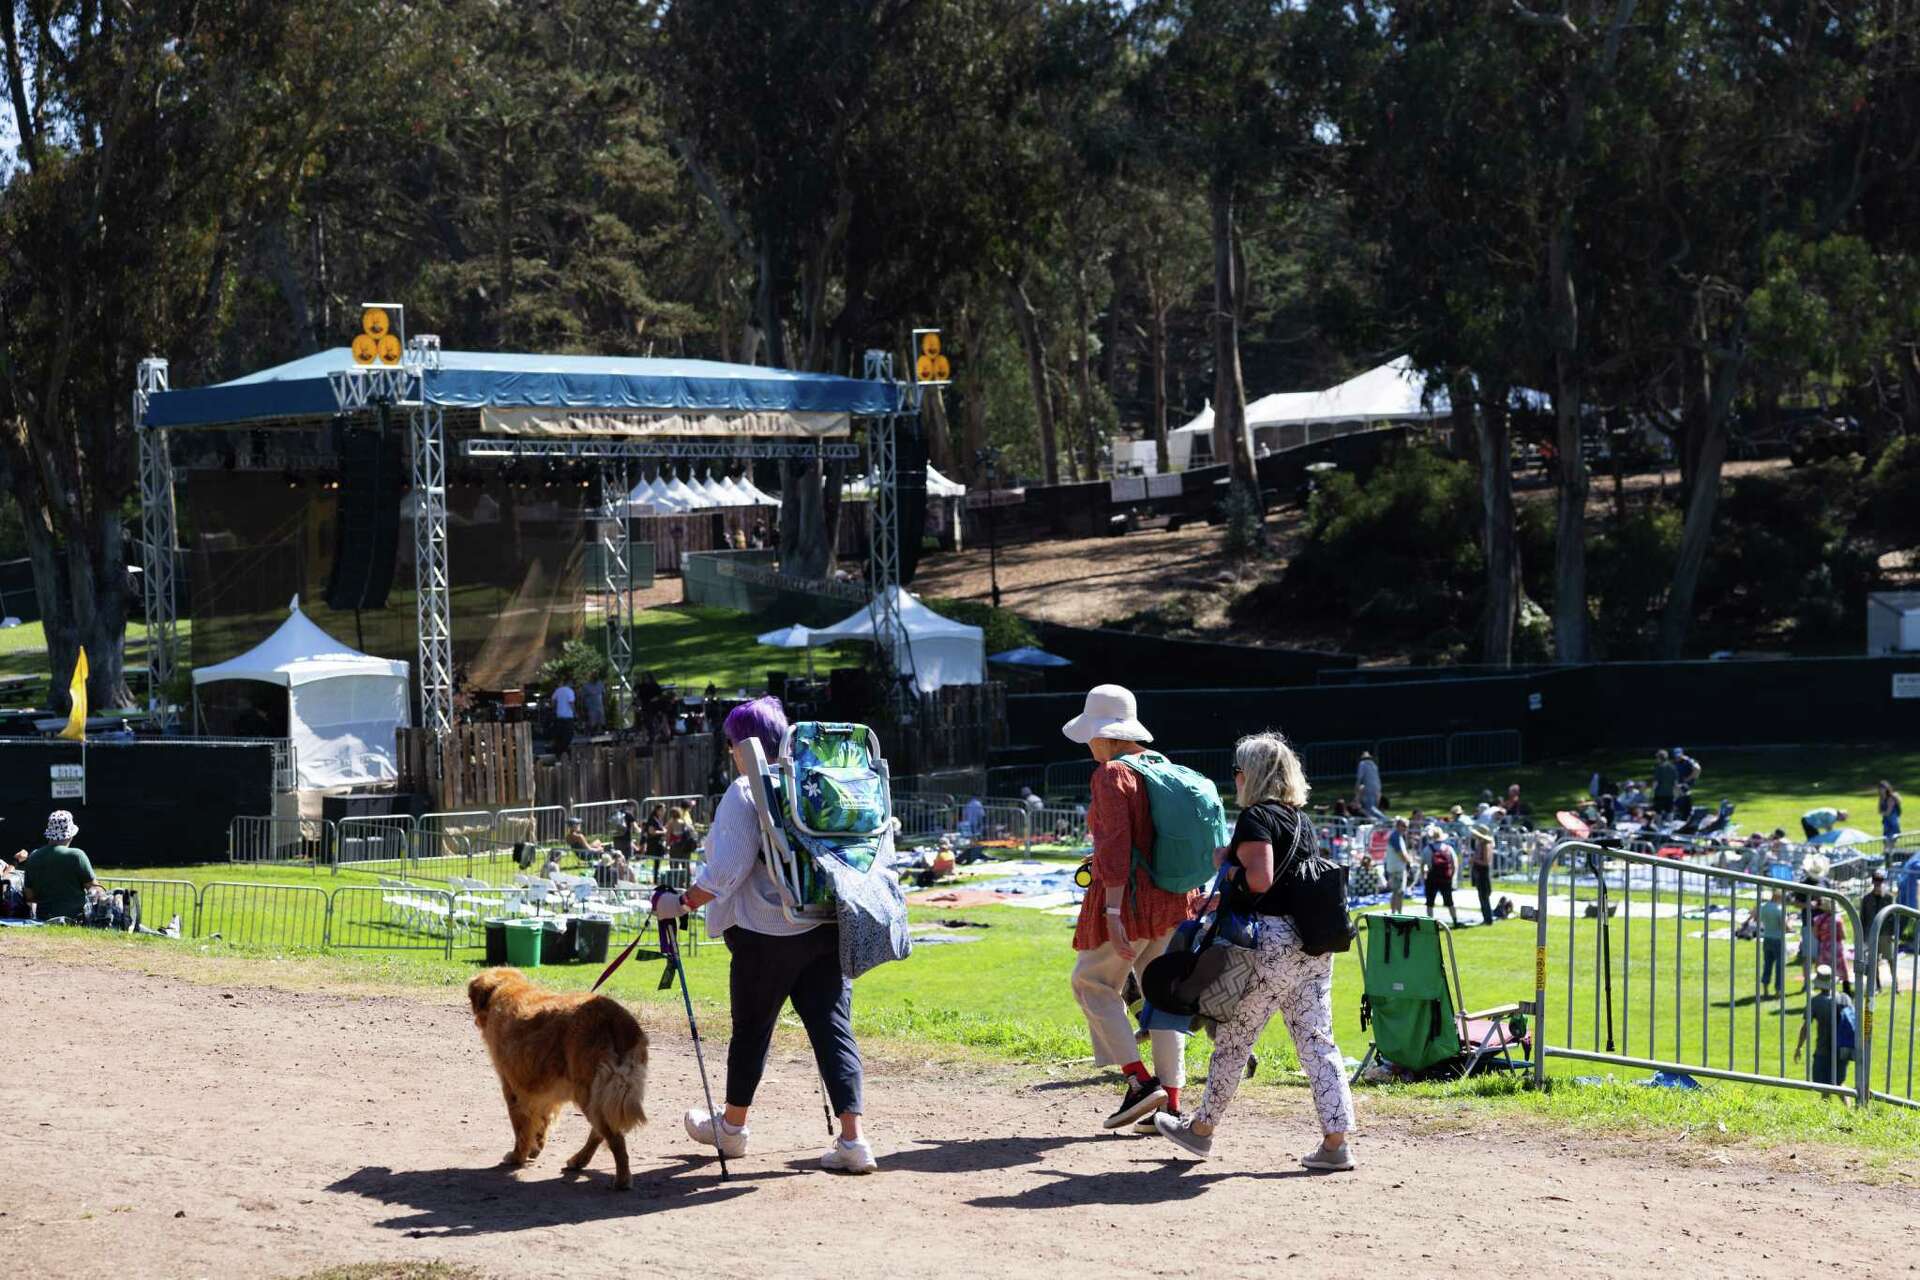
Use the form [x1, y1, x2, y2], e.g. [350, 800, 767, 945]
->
[1114, 750, 1230, 893]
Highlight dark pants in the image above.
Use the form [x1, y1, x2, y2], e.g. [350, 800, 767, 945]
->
[1471, 864, 1494, 923]
[1653, 794, 1674, 817]
[553, 717, 575, 753]
[1425, 873, 1456, 919]
[1761, 937, 1785, 993]
[1802, 818, 1821, 841]
[723, 925, 863, 1116]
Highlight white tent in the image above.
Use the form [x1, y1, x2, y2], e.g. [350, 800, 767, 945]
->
[842, 464, 968, 499]
[736, 477, 781, 506]
[192, 600, 410, 789]
[811, 587, 984, 692]
[663, 474, 713, 509]
[712, 475, 752, 506]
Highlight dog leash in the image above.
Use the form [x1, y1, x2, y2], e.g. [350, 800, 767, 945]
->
[590, 903, 660, 993]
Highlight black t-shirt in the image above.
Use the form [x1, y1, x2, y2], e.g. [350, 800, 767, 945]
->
[1224, 802, 1313, 917]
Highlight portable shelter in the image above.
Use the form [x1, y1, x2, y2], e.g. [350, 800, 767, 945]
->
[812, 587, 984, 692]
[191, 600, 410, 789]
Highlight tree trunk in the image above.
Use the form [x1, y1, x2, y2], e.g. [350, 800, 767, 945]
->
[1657, 322, 1745, 658]
[1547, 212, 1589, 662]
[923, 387, 953, 477]
[1006, 276, 1060, 486]
[1208, 177, 1263, 516]
[1474, 381, 1520, 666]
[1075, 271, 1098, 479]
[1150, 295, 1171, 474]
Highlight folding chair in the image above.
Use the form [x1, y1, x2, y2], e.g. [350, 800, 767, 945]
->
[1353, 913, 1530, 1082]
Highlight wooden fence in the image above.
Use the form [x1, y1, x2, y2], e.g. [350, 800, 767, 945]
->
[397, 724, 720, 810]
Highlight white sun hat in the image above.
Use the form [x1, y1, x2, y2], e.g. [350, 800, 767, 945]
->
[1060, 683, 1154, 745]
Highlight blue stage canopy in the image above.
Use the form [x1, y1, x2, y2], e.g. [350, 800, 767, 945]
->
[141, 348, 899, 428]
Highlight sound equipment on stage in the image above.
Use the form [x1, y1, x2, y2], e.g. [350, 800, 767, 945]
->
[325, 412, 404, 611]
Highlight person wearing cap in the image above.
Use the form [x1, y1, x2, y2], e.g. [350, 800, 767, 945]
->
[1861, 869, 1899, 995]
[1466, 822, 1497, 924]
[1060, 683, 1197, 1133]
[1385, 817, 1413, 915]
[1795, 964, 1854, 1088]
[21, 810, 100, 922]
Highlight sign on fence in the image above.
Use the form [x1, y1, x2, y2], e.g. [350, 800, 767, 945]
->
[50, 763, 85, 800]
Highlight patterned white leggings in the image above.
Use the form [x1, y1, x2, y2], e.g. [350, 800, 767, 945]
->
[1195, 916, 1355, 1135]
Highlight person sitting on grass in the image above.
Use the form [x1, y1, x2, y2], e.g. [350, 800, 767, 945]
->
[22, 810, 101, 922]
[540, 850, 563, 882]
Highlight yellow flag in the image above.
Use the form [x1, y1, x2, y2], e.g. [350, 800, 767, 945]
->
[58, 648, 88, 741]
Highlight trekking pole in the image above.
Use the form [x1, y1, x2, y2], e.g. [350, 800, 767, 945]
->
[817, 1072, 835, 1135]
[660, 915, 729, 1180]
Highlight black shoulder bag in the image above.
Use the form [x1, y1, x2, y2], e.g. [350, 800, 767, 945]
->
[1271, 812, 1356, 956]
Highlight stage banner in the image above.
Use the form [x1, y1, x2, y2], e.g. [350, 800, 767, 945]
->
[480, 407, 849, 438]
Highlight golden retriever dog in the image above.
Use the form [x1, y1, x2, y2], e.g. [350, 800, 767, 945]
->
[468, 967, 649, 1189]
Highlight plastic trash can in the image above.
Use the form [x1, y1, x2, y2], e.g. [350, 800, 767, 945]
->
[483, 918, 514, 965]
[504, 919, 545, 968]
[572, 916, 612, 965]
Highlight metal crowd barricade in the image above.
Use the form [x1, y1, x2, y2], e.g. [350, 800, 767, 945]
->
[198, 880, 330, 950]
[1029, 805, 1089, 849]
[327, 884, 459, 956]
[495, 804, 569, 851]
[1447, 729, 1523, 772]
[1300, 739, 1373, 784]
[572, 798, 639, 842]
[961, 802, 1031, 846]
[1042, 759, 1092, 800]
[335, 815, 418, 875]
[894, 795, 957, 841]
[1864, 903, 1920, 1107]
[418, 809, 500, 878]
[1166, 748, 1233, 791]
[228, 815, 334, 866]
[1374, 734, 1449, 776]
[95, 877, 198, 935]
[985, 764, 1050, 800]
[1533, 840, 1868, 1105]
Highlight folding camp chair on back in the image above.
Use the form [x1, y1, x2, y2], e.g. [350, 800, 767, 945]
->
[1353, 913, 1531, 1082]
[742, 722, 897, 926]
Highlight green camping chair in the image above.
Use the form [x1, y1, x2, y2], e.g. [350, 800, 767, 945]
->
[1353, 913, 1530, 1082]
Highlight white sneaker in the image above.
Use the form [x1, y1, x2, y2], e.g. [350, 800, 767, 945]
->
[683, 1108, 750, 1158]
[820, 1137, 877, 1174]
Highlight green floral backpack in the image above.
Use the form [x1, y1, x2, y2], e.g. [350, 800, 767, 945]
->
[786, 722, 892, 839]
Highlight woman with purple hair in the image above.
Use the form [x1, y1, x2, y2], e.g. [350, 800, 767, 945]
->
[652, 695, 876, 1174]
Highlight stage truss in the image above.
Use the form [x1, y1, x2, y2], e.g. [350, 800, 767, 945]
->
[136, 343, 915, 739]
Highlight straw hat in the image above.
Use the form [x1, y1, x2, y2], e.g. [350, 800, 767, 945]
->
[1060, 684, 1153, 745]
[1813, 964, 1836, 990]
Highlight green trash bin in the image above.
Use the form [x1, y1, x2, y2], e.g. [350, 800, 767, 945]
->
[503, 919, 545, 968]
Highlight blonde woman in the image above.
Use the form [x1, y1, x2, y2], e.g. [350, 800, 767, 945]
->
[1155, 731, 1356, 1170]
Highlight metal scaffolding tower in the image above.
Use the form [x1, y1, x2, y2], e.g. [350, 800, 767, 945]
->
[598, 460, 635, 700]
[862, 349, 913, 700]
[134, 358, 178, 725]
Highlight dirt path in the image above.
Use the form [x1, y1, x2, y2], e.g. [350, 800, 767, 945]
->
[4, 953, 1915, 1280]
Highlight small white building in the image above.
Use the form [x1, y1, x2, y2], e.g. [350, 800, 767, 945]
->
[1868, 592, 1920, 655]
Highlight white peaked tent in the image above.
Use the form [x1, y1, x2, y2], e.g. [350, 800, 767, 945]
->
[735, 476, 781, 506]
[811, 587, 984, 692]
[192, 600, 410, 789]
[842, 464, 968, 499]
[663, 475, 712, 509]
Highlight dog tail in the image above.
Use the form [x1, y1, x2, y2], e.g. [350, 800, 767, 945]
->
[586, 1012, 649, 1135]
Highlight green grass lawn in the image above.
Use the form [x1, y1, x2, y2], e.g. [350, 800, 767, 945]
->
[1386, 745, 1920, 840]
[626, 604, 859, 692]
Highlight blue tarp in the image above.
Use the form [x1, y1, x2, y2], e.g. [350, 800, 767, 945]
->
[142, 348, 899, 428]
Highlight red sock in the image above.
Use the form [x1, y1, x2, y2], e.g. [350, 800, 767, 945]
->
[1121, 1061, 1149, 1083]
[1164, 1086, 1181, 1111]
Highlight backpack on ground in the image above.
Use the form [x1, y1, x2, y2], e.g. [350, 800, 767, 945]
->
[1113, 751, 1231, 894]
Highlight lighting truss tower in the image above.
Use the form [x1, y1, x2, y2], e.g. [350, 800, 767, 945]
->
[862, 349, 912, 701]
[134, 358, 178, 726]
[401, 336, 454, 737]
[598, 460, 635, 700]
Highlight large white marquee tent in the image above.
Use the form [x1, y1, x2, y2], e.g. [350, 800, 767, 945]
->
[810, 587, 984, 692]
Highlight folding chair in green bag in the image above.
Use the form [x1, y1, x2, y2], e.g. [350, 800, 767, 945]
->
[1353, 914, 1531, 1082]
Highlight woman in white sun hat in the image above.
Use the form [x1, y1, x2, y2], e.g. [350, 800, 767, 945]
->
[1061, 684, 1200, 1133]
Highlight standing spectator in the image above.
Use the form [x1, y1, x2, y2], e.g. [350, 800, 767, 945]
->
[1354, 751, 1383, 819]
[1672, 747, 1702, 789]
[1650, 749, 1678, 818]
[1809, 894, 1852, 995]
[1794, 964, 1853, 1089]
[1861, 869, 1899, 996]
[643, 804, 669, 859]
[960, 794, 987, 838]
[1059, 685, 1195, 1132]
[1422, 826, 1460, 927]
[1503, 784, 1531, 823]
[1467, 823, 1497, 925]
[1881, 781, 1903, 856]
[612, 801, 639, 857]
[550, 676, 577, 754]
[1385, 817, 1413, 915]
[1801, 806, 1847, 842]
[582, 675, 607, 733]
[1755, 888, 1788, 999]
[21, 810, 99, 921]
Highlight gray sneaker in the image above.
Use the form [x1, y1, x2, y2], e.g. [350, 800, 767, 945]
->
[1152, 1110, 1212, 1160]
[1300, 1142, 1354, 1172]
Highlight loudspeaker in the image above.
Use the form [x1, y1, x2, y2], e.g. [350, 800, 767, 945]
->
[326, 417, 403, 611]
[897, 420, 928, 586]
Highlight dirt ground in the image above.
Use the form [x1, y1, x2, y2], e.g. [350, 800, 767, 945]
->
[6, 951, 1919, 1280]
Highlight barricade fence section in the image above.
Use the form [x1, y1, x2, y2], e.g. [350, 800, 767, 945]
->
[229, 816, 333, 866]
[1864, 903, 1920, 1107]
[1029, 805, 1089, 849]
[1533, 841, 1867, 1104]
[572, 799, 639, 843]
[198, 880, 331, 950]
[95, 877, 197, 935]
[963, 802, 1032, 845]
[985, 764, 1047, 800]
[894, 796, 958, 841]
[329, 884, 458, 955]
[1374, 734, 1449, 777]
[334, 815, 417, 874]
[495, 804, 569, 851]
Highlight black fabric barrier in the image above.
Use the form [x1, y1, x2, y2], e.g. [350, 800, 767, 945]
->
[1032, 621, 1356, 690]
[1007, 655, 1920, 760]
[0, 739, 274, 868]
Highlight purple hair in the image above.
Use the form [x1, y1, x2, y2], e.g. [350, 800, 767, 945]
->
[723, 695, 788, 757]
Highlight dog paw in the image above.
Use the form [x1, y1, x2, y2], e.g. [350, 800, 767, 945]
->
[611, 1178, 632, 1192]
[502, 1152, 527, 1168]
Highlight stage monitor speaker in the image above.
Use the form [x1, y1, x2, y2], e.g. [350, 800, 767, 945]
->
[326, 417, 404, 611]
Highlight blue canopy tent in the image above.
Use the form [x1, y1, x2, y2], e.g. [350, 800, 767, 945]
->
[133, 343, 910, 740]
